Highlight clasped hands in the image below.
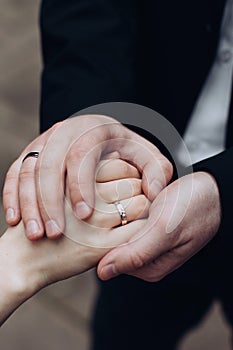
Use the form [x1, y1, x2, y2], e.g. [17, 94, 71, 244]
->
[3, 114, 221, 286]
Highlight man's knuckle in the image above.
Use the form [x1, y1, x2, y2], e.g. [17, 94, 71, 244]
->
[21, 195, 34, 208]
[5, 170, 17, 182]
[67, 147, 79, 161]
[19, 169, 34, 181]
[161, 158, 173, 180]
[2, 187, 13, 198]
[128, 251, 145, 271]
[68, 142, 89, 162]
[69, 181, 79, 193]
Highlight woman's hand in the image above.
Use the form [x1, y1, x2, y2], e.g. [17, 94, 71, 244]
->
[64, 157, 150, 247]
[0, 158, 150, 325]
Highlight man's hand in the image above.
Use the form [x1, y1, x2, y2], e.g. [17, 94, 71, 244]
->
[3, 115, 172, 239]
[97, 172, 221, 281]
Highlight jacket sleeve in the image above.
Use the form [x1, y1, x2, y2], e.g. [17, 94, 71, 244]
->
[40, 0, 138, 132]
[192, 148, 233, 252]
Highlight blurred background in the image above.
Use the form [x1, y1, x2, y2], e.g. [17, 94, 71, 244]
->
[0, 1, 232, 349]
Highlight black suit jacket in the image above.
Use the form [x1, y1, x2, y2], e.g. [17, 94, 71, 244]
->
[40, 0, 233, 251]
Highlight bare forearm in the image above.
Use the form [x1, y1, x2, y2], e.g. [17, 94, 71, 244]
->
[0, 223, 40, 325]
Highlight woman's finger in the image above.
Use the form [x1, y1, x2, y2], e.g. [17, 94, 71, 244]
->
[96, 178, 142, 203]
[87, 194, 150, 229]
[96, 159, 140, 183]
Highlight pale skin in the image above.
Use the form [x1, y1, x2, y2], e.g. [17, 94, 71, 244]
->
[0, 158, 149, 326]
[3, 115, 172, 238]
[3, 115, 222, 283]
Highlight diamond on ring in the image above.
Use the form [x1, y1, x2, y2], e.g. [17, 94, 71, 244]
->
[114, 201, 128, 226]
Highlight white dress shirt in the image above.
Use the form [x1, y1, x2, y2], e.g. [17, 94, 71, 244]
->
[177, 0, 233, 165]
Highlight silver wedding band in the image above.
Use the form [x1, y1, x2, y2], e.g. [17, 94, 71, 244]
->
[114, 201, 128, 226]
[22, 151, 40, 163]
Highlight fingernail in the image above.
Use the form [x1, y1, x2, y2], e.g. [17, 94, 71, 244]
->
[26, 220, 39, 236]
[75, 201, 92, 219]
[100, 264, 117, 280]
[45, 220, 61, 237]
[6, 208, 15, 221]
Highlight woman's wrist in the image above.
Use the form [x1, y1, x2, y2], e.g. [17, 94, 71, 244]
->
[0, 223, 45, 322]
